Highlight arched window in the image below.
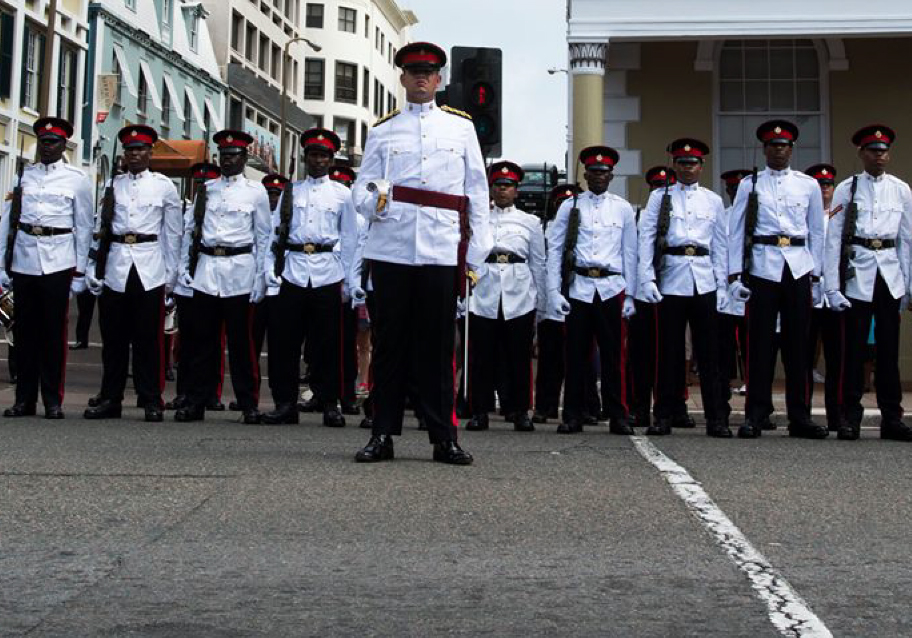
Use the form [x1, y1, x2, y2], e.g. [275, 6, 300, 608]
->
[717, 40, 826, 174]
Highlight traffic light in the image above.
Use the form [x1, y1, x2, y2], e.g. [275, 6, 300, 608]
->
[449, 47, 502, 156]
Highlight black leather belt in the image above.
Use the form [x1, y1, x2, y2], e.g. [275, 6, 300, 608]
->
[574, 266, 621, 278]
[663, 245, 709, 257]
[285, 242, 334, 254]
[17, 223, 72, 237]
[753, 235, 806, 247]
[200, 245, 253, 257]
[485, 251, 526, 264]
[111, 233, 158, 244]
[851, 236, 895, 250]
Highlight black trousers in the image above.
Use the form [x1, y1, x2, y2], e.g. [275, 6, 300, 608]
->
[716, 312, 747, 420]
[655, 291, 723, 421]
[745, 267, 812, 424]
[370, 261, 458, 443]
[564, 293, 627, 422]
[174, 295, 194, 398]
[534, 319, 564, 415]
[468, 309, 534, 417]
[341, 301, 358, 404]
[75, 289, 96, 344]
[808, 307, 842, 427]
[12, 269, 72, 407]
[268, 281, 342, 407]
[186, 292, 259, 411]
[98, 267, 165, 406]
[252, 297, 269, 390]
[628, 300, 656, 418]
[842, 274, 902, 425]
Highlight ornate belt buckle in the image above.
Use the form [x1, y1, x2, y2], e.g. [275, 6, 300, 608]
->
[214, 246, 227, 257]
[684, 246, 696, 257]
[496, 254, 509, 264]
[303, 243, 316, 254]
[32, 225, 44, 236]
[588, 267, 601, 277]
[125, 234, 137, 245]
[777, 236, 791, 248]
[870, 238, 883, 249]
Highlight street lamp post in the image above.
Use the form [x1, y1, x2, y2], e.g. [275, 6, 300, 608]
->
[547, 68, 572, 174]
[280, 36, 321, 176]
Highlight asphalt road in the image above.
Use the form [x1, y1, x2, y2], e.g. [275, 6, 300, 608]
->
[1, 343, 911, 637]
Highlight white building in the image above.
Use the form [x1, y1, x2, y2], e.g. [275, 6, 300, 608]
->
[300, 0, 417, 166]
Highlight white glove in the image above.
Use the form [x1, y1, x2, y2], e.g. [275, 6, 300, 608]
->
[640, 281, 663, 304]
[179, 270, 194, 289]
[265, 270, 283, 289]
[826, 290, 852, 312]
[70, 275, 87, 296]
[550, 291, 571, 317]
[716, 287, 729, 313]
[811, 280, 823, 307]
[350, 285, 367, 308]
[622, 296, 636, 319]
[728, 280, 751, 302]
[86, 273, 104, 296]
[456, 296, 467, 316]
[250, 275, 266, 304]
[0, 270, 10, 291]
[341, 281, 351, 302]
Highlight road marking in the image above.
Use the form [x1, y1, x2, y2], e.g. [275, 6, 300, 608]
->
[631, 436, 832, 638]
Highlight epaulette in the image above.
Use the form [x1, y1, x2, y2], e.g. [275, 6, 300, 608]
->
[441, 105, 472, 120]
[373, 109, 400, 127]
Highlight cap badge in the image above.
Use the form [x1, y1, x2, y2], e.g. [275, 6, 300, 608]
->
[659, 170, 666, 177]
[596, 154, 603, 161]
[821, 169, 828, 176]
[501, 167, 509, 174]
[333, 171, 339, 176]
[774, 126, 782, 134]
[875, 131, 883, 138]
[684, 144, 691, 152]
[565, 190, 572, 196]
[226, 135, 234, 143]
[317, 134, 324, 140]
[45, 123, 52, 130]
[131, 130, 138, 137]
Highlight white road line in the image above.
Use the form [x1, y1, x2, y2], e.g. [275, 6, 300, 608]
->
[631, 436, 832, 638]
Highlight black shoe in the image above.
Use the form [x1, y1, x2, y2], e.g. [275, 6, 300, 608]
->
[206, 400, 225, 412]
[556, 420, 583, 434]
[262, 404, 300, 425]
[633, 411, 651, 430]
[243, 409, 261, 425]
[175, 405, 205, 422]
[513, 413, 535, 432]
[706, 420, 733, 438]
[880, 420, 912, 442]
[432, 440, 473, 465]
[673, 414, 697, 428]
[738, 421, 762, 439]
[87, 393, 103, 408]
[359, 417, 373, 430]
[466, 414, 489, 431]
[759, 418, 777, 431]
[609, 418, 634, 435]
[323, 408, 345, 427]
[837, 420, 860, 441]
[145, 405, 164, 423]
[788, 421, 829, 439]
[340, 400, 361, 416]
[355, 434, 394, 462]
[165, 395, 187, 411]
[646, 418, 672, 436]
[299, 397, 323, 413]
[69, 341, 88, 350]
[44, 405, 65, 420]
[4, 402, 36, 417]
[531, 411, 549, 424]
[84, 399, 122, 420]
[582, 413, 598, 426]
[164, 367, 175, 382]
[228, 401, 241, 412]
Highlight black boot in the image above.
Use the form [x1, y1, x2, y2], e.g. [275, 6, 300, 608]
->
[323, 407, 345, 427]
[706, 420, 733, 438]
[243, 408, 261, 425]
[355, 434, 394, 462]
[466, 413, 489, 431]
[646, 418, 672, 436]
[4, 402, 36, 417]
[737, 420, 762, 439]
[513, 412, 534, 432]
[144, 404, 164, 423]
[432, 440, 473, 465]
[262, 403, 300, 425]
[175, 404, 205, 422]
[880, 420, 912, 442]
[609, 417, 634, 435]
[340, 400, 361, 416]
[165, 395, 187, 411]
[84, 399, 122, 420]
[44, 404, 65, 420]
[359, 417, 373, 429]
[556, 419, 583, 434]
[788, 420, 829, 439]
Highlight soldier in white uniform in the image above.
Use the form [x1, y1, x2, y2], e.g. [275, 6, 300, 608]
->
[262, 128, 357, 426]
[176, 130, 271, 424]
[638, 139, 730, 437]
[0, 118, 93, 419]
[825, 125, 912, 441]
[83, 125, 182, 422]
[547, 145, 637, 435]
[727, 119, 828, 439]
[464, 161, 546, 433]
[350, 42, 492, 465]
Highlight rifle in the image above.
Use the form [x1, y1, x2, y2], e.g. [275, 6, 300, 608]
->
[653, 173, 672, 285]
[838, 175, 860, 293]
[188, 174, 209, 277]
[560, 189, 581, 296]
[741, 167, 759, 286]
[272, 180, 294, 277]
[457, 202, 472, 298]
[94, 139, 119, 279]
[4, 138, 25, 273]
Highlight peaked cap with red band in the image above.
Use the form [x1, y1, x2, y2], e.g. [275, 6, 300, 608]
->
[34, 117, 74, 140]
[395, 42, 447, 70]
[329, 165, 356, 186]
[488, 160, 524, 185]
[756, 119, 799, 145]
[213, 130, 254, 151]
[549, 183, 582, 205]
[262, 173, 290, 192]
[300, 128, 340, 154]
[645, 166, 677, 187]
[804, 163, 837, 184]
[721, 169, 751, 186]
[579, 145, 619, 170]
[852, 124, 895, 150]
[190, 162, 221, 181]
[119, 124, 158, 148]
[667, 138, 709, 161]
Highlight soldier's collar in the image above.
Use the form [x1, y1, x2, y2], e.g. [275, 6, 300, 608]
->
[223, 173, 243, 184]
[766, 166, 791, 177]
[492, 204, 515, 214]
[127, 169, 149, 180]
[306, 173, 329, 184]
[677, 181, 699, 191]
[588, 190, 607, 201]
[38, 159, 64, 172]
[864, 171, 886, 183]
[406, 100, 435, 113]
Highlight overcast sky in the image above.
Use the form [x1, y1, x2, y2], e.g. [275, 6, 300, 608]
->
[399, 0, 569, 167]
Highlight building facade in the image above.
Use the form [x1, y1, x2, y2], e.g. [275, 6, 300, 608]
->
[83, 0, 226, 193]
[299, 0, 416, 165]
[0, 0, 91, 193]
